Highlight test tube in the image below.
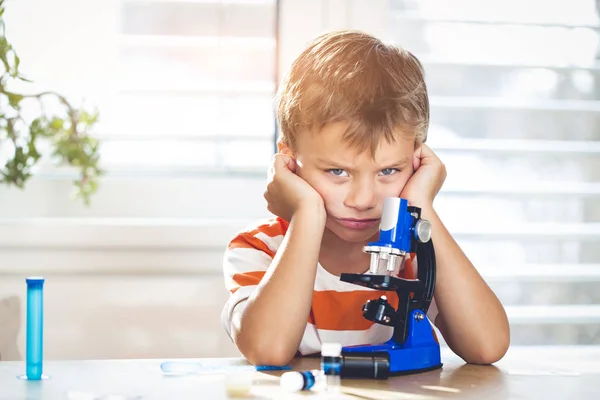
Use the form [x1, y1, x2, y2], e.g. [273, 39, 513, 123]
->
[20, 277, 46, 380]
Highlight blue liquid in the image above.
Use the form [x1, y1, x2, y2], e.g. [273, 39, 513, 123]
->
[25, 277, 44, 380]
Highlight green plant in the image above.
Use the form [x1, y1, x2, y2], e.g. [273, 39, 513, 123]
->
[0, 0, 102, 204]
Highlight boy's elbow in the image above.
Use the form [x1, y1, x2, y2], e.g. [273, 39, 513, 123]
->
[243, 343, 295, 367]
[235, 332, 296, 366]
[465, 333, 510, 365]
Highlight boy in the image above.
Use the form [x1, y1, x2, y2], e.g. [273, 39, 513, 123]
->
[221, 30, 510, 366]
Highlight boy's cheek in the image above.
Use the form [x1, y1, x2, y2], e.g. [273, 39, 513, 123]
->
[313, 185, 335, 205]
[310, 184, 342, 211]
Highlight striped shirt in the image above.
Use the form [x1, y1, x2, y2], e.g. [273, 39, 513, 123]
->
[221, 216, 439, 355]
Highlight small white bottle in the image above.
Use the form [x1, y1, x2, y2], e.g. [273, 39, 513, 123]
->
[280, 369, 323, 392]
[321, 342, 342, 392]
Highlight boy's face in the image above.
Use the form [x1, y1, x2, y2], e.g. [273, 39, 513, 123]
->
[286, 121, 415, 244]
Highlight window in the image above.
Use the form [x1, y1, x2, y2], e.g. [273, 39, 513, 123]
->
[387, 0, 600, 346]
[103, 0, 278, 175]
[1, 0, 279, 220]
[0, 0, 280, 274]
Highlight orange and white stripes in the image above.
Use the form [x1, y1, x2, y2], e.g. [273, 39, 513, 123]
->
[221, 217, 438, 355]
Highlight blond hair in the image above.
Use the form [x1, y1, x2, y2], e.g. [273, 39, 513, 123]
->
[275, 30, 429, 154]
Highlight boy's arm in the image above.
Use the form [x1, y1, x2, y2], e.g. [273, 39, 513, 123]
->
[224, 153, 326, 366]
[422, 206, 510, 364]
[231, 202, 325, 366]
[402, 144, 510, 364]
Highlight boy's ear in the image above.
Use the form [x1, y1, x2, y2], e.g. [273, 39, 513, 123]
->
[277, 140, 294, 157]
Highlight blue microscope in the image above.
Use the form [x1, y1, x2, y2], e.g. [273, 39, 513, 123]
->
[339, 197, 442, 378]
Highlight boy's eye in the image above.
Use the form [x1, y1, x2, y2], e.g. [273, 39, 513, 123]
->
[380, 168, 399, 176]
[327, 169, 349, 177]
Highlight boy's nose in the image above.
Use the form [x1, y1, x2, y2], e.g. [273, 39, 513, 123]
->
[344, 183, 377, 211]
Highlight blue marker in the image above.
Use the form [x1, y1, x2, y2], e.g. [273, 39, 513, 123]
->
[255, 365, 292, 371]
[18, 277, 48, 380]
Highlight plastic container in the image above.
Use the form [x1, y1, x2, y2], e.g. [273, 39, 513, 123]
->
[321, 342, 342, 392]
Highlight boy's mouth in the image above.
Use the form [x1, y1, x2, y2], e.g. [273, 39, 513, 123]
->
[334, 218, 380, 230]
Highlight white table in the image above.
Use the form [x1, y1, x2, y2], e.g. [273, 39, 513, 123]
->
[1, 347, 600, 399]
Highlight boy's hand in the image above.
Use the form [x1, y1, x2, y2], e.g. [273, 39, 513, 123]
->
[264, 154, 324, 221]
[400, 144, 447, 209]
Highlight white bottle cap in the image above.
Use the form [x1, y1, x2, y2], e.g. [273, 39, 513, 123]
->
[321, 342, 342, 357]
[280, 371, 304, 392]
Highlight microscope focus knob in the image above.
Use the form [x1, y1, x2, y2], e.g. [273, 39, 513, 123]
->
[414, 219, 432, 243]
[362, 296, 396, 326]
